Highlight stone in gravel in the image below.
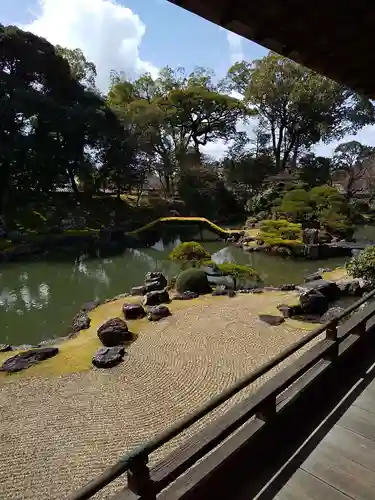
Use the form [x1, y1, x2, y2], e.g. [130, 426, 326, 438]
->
[259, 314, 285, 326]
[143, 289, 170, 307]
[80, 300, 100, 312]
[304, 272, 322, 283]
[147, 305, 171, 321]
[0, 347, 59, 373]
[92, 346, 125, 368]
[320, 307, 345, 323]
[122, 303, 146, 320]
[71, 311, 91, 333]
[277, 304, 302, 318]
[131, 285, 147, 296]
[0, 344, 12, 352]
[97, 318, 132, 346]
[172, 291, 199, 300]
[299, 290, 328, 315]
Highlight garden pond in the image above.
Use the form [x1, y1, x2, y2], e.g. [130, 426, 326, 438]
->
[1, 225, 375, 346]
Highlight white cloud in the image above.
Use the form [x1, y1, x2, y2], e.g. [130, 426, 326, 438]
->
[314, 125, 375, 157]
[24, 0, 158, 91]
[227, 31, 244, 63]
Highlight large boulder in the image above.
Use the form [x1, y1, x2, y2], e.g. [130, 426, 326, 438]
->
[92, 346, 125, 368]
[122, 303, 146, 320]
[0, 347, 59, 373]
[336, 278, 363, 297]
[320, 307, 345, 323]
[142, 289, 170, 307]
[97, 318, 132, 346]
[71, 311, 91, 333]
[299, 290, 329, 315]
[297, 280, 340, 301]
[147, 305, 171, 321]
[259, 314, 285, 326]
[144, 272, 168, 291]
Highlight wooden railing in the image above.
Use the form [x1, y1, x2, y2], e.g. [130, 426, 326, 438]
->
[66, 288, 375, 500]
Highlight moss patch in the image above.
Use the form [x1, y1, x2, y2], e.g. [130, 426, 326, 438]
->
[322, 267, 348, 281]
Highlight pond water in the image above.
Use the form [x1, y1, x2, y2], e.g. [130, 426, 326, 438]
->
[1, 225, 375, 346]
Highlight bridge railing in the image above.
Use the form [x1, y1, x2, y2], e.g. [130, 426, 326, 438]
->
[67, 287, 375, 500]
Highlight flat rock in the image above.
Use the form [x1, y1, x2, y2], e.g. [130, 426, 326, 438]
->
[80, 300, 100, 312]
[143, 289, 170, 307]
[131, 285, 147, 296]
[147, 305, 171, 321]
[297, 280, 340, 301]
[304, 272, 322, 283]
[320, 307, 345, 323]
[0, 347, 59, 373]
[259, 314, 285, 326]
[172, 291, 199, 300]
[122, 303, 146, 320]
[97, 318, 132, 347]
[92, 346, 125, 368]
[71, 311, 91, 333]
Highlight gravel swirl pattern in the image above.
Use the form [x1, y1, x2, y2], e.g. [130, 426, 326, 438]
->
[0, 293, 314, 500]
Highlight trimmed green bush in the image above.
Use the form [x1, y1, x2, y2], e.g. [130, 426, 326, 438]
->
[346, 247, 375, 283]
[216, 263, 261, 289]
[176, 269, 212, 295]
[258, 219, 302, 246]
[169, 241, 211, 268]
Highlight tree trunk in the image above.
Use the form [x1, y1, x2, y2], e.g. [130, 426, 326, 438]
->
[67, 167, 79, 194]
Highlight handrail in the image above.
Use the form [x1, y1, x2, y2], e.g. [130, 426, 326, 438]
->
[125, 217, 241, 237]
[67, 286, 375, 500]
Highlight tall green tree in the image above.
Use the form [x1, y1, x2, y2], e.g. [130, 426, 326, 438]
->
[108, 67, 247, 195]
[225, 53, 374, 171]
[332, 141, 375, 198]
[56, 46, 97, 89]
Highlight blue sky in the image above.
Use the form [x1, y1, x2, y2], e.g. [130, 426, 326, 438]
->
[2, 0, 375, 158]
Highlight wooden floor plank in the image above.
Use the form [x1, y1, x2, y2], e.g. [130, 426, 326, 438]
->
[274, 469, 353, 500]
[301, 442, 375, 500]
[338, 405, 375, 442]
[352, 388, 375, 416]
[323, 426, 375, 472]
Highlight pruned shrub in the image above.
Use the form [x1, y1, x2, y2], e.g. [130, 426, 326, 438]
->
[168, 241, 211, 268]
[258, 219, 302, 246]
[176, 269, 212, 295]
[346, 247, 375, 283]
[216, 263, 261, 289]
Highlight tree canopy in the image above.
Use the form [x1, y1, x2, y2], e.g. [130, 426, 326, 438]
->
[1, 24, 375, 232]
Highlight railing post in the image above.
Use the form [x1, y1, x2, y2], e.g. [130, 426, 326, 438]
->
[127, 455, 156, 499]
[325, 319, 339, 360]
[354, 320, 366, 336]
[256, 396, 277, 422]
